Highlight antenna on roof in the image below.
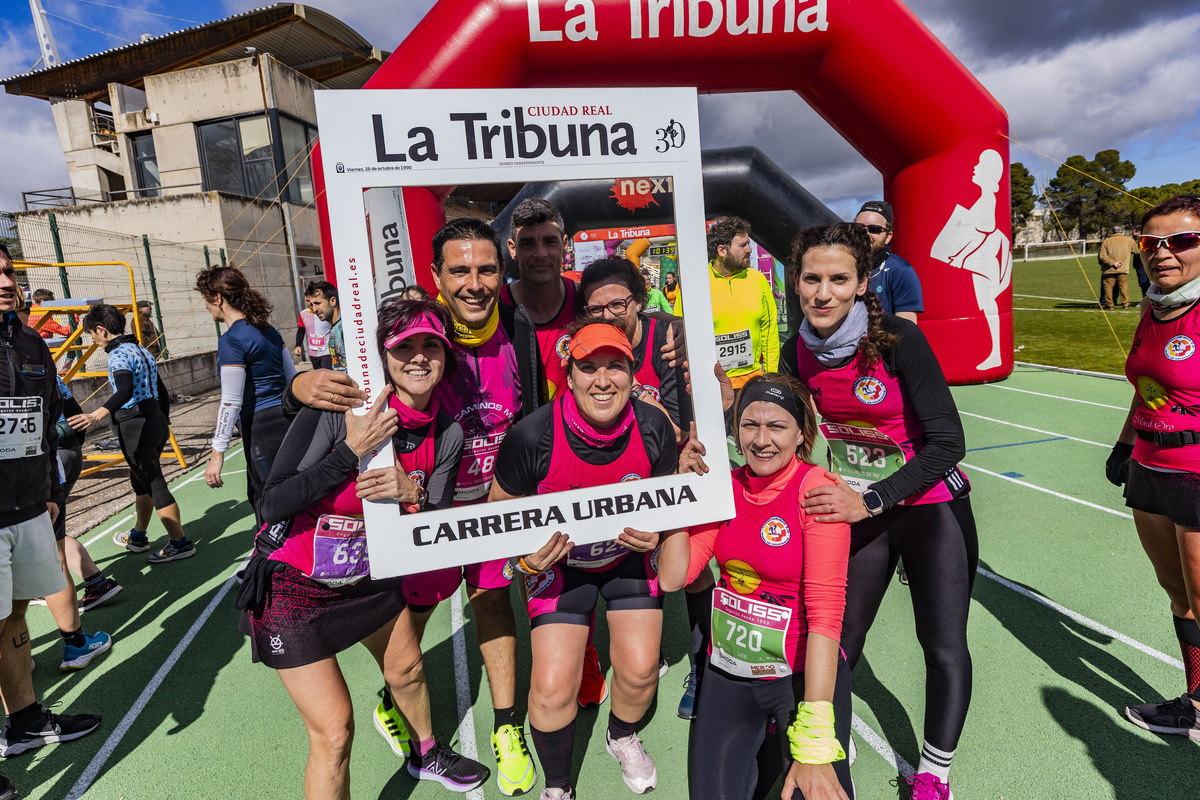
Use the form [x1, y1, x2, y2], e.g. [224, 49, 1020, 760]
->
[28, 0, 62, 70]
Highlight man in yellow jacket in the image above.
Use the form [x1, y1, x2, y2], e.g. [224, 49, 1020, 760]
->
[1098, 225, 1137, 310]
[707, 216, 778, 388]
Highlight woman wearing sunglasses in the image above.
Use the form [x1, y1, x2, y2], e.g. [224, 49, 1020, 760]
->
[780, 223, 976, 800]
[1106, 194, 1200, 742]
[243, 298, 489, 796]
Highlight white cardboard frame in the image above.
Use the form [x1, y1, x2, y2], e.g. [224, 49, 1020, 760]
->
[315, 87, 734, 578]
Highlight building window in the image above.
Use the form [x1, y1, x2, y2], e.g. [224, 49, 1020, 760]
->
[279, 116, 317, 205]
[197, 115, 276, 199]
[129, 132, 160, 198]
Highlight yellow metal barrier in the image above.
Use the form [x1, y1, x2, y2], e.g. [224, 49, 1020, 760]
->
[15, 260, 188, 474]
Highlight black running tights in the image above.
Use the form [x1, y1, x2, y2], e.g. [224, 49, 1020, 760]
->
[689, 659, 854, 800]
[840, 497, 978, 753]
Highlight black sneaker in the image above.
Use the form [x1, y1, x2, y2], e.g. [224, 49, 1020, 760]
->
[1125, 694, 1200, 741]
[0, 773, 15, 800]
[407, 741, 489, 792]
[79, 577, 123, 612]
[0, 707, 102, 757]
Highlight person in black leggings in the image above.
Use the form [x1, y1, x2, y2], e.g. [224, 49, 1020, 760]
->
[781, 223, 976, 800]
[71, 305, 194, 564]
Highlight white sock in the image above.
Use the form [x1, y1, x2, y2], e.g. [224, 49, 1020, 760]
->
[917, 740, 954, 781]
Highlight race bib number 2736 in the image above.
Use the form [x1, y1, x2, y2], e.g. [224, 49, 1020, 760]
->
[0, 398, 42, 461]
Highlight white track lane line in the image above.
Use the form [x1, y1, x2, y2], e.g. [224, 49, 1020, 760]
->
[450, 588, 485, 800]
[977, 567, 1184, 670]
[852, 714, 915, 776]
[958, 411, 1109, 448]
[65, 564, 243, 799]
[1013, 293, 1093, 303]
[960, 462, 1132, 519]
[981, 383, 1127, 410]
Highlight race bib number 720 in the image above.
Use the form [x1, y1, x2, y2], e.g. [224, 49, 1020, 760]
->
[0, 398, 43, 460]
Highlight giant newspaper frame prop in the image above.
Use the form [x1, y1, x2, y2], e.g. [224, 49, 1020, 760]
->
[315, 87, 734, 579]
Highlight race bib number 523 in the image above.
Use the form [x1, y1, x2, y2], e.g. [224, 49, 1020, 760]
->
[0, 398, 43, 460]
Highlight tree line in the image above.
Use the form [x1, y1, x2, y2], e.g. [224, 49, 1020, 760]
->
[1010, 150, 1199, 240]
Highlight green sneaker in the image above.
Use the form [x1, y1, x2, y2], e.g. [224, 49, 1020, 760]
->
[492, 723, 536, 796]
[372, 687, 411, 758]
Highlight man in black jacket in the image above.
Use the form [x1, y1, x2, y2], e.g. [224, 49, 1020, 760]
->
[0, 245, 101, 792]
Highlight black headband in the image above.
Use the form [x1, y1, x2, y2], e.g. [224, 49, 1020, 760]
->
[738, 381, 806, 429]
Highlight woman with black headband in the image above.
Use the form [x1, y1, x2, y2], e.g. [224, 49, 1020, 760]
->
[242, 297, 488, 796]
[660, 374, 853, 800]
[780, 223, 976, 800]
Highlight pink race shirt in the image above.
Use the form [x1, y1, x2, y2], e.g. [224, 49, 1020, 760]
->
[434, 325, 523, 506]
[1126, 304, 1200, 472]
[536, 397, 652, 571]
[794, 342, 958, 505]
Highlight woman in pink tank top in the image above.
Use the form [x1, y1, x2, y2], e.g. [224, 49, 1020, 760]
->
[1108, 195, 1200, 742]
[490, 321, 679, 800]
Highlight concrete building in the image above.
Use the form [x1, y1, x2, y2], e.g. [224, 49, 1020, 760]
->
[3, 3, 385, 371]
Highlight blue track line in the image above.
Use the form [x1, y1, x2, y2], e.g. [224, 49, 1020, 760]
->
[965, 436, 1067, 452]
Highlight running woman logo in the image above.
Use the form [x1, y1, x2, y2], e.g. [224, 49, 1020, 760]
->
[1165, 335, 1196, 361]
[760, 516, 791, 547]
[408, 469, 427, 487]
[269, 635, 285, 655]
[526, 569, 555, 598]
[853, 376, 887, 405]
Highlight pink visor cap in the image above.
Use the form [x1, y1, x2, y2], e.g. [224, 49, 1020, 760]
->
[384, 311, 452, 350]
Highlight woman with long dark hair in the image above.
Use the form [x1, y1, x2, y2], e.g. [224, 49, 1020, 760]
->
[195, 266, 294, 526]
[781, 223, 977, 800]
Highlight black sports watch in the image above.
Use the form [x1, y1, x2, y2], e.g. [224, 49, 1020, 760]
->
[861, 489, 885, 517]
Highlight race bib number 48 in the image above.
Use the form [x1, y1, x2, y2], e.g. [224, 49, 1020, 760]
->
[715, 329, 754, 371]
[0, 398, 43, 460]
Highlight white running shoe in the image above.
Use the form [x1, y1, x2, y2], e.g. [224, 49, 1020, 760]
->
[605, 731, 657, 794]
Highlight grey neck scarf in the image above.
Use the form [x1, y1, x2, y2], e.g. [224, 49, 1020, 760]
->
[799, 301, 869, 366]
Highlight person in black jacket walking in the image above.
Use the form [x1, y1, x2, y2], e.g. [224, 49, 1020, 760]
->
[0, 245, 101, 793]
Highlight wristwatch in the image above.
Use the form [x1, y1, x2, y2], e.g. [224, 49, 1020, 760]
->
[861, 489, 884, 517]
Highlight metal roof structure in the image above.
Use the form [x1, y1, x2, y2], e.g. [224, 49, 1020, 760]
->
[2, 3, 388, 102]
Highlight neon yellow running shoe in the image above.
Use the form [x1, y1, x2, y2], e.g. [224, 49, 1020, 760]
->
[492, 723, 536, 796]
[373, 687, 411, 758]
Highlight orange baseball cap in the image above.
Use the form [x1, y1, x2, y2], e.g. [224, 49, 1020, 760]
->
[567, 323, 633, 360]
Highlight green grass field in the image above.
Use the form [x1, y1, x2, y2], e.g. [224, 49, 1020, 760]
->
[1012, 256, 1143, 375]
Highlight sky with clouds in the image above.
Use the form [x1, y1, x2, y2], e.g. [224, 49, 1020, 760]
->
[1, 0, 1197, 220]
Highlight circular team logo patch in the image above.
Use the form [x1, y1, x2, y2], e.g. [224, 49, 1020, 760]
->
[407, 469, 427, 487]
[620, 473, 641, 482]
[1165, 335, 1196, 361]
[502, 561, 515, 581]
[760, 516, 791, 547]
[853, 376, 887, 405]
[555, 334, 571, 360]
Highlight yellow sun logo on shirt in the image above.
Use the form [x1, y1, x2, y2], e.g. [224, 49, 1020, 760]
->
[1137, 376, 1169, 410]
[724, 559, 761, 594]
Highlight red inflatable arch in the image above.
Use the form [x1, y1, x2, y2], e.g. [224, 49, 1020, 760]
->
[314, 0, 1011, 384]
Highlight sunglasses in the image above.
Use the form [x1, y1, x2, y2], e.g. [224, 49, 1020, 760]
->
[861, 224, 890, 235]
[1138, 231, 1200, 254]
